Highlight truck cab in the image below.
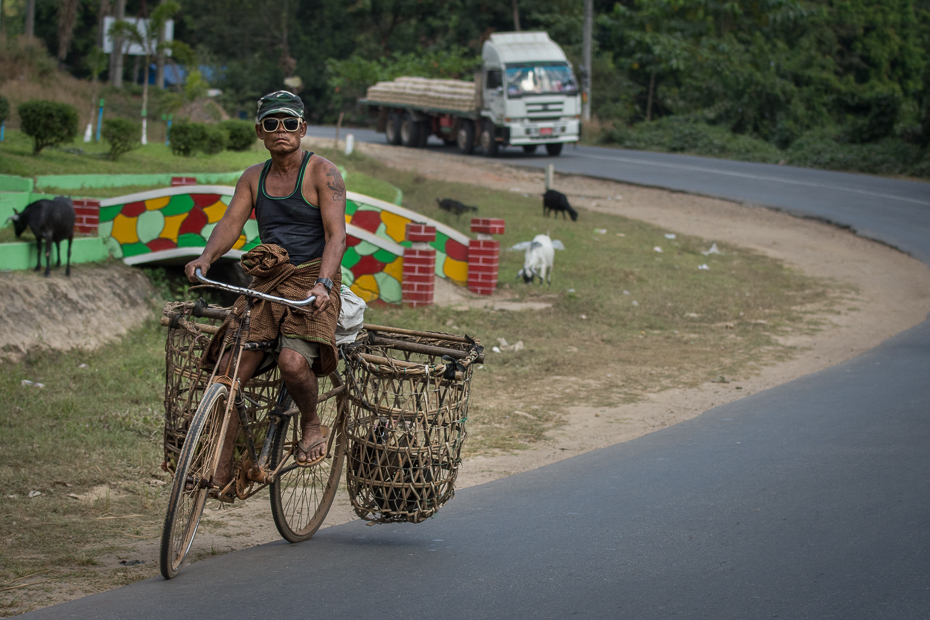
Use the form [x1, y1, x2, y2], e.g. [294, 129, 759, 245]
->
[480, 32, 582, 155]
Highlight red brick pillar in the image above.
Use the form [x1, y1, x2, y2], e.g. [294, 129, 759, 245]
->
[468, 218, 505, 295]
[402, 223, 437, 307]
[73, 199, 101, 236]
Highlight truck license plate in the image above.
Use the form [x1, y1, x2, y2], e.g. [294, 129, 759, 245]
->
[539, 127, 553, 136]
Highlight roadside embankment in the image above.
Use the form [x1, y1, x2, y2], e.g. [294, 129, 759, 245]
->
[0, 262, 158, 363]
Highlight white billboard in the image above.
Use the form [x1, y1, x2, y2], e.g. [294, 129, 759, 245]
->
[103, 17, 174, 56]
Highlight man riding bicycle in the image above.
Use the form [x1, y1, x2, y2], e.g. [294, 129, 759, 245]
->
[185, 91, 347, 495]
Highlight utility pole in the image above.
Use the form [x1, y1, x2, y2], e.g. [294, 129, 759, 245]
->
[582, 0, 592, 121]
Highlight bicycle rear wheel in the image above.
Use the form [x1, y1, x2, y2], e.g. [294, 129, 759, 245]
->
[159, 382, 229, 579]
[269, 371, 346, 542]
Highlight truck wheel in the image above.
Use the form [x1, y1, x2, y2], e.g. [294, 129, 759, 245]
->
[416, 121, 430, 148]
[522, 145, 538, 154]
[457, 120, 475, 154]
[385, 113, 402, 145]
[480, 123, 499, 157]
[545, 143, 563, 156]
[400, 114, 420, 147]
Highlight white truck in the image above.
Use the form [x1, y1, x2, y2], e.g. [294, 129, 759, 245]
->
[362, 32, 581, 156]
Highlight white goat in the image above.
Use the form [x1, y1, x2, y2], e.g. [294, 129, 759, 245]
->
[510, 234, 565, 286]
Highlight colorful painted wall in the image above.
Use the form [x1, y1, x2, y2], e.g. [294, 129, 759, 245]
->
[94, 186, 475, 305]
[2, 169, 498, 304]
[344, 191, 470, 287]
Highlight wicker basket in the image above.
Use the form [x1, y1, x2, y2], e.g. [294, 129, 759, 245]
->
[343, 325, 483, 523]
[161, 301, 282, 472]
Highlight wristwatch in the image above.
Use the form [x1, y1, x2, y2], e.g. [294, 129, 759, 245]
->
[314, 277, 334, 293]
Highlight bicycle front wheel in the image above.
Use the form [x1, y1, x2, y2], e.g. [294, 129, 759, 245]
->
[269, 371, 345, 542]
[159, 382, 229, 579]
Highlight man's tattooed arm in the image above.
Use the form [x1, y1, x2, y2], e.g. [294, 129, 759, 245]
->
[325, 168, 346, 202]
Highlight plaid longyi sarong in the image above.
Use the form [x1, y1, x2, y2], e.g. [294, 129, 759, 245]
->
[206, 244, 341, 376]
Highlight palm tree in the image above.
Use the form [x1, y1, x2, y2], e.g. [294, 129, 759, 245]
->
[107, 1, 179, 144]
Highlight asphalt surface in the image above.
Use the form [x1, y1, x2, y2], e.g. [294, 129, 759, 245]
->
[23, 130, 930, 619]
[307, 125, 930, 262]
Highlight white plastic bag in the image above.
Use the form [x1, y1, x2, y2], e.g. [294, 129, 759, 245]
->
[336, 285, 367, 345]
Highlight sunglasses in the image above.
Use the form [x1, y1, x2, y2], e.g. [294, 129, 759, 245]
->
[261, 117, 303, 132]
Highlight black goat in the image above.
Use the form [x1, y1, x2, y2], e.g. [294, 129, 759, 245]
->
[542, 189, 578, 221]
[436, 198, 478, 216]
[8, 197, 76, 277]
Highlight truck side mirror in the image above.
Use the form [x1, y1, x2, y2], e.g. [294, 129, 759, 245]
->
[486, 69, 502, 90]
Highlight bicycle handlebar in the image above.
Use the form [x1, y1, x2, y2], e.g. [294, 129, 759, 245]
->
[194, 268, 317, 308]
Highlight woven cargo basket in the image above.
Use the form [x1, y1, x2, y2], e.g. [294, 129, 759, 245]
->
[161, 301, 283, 472]
[343, 325, 483, 523]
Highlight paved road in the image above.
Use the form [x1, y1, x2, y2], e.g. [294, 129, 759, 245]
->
[24, 131, 930, 619]
[308, 125, 930, 262]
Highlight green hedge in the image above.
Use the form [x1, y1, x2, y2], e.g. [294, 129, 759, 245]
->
[220, 120, 256, 151]
[202, 125, 228, 155]
[169, 122, 206, 156]
[170, 121, 231, 157]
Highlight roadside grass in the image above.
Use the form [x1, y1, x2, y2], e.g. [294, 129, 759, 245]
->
[0, 147, 840, 613]
[0, 321, 167, 616]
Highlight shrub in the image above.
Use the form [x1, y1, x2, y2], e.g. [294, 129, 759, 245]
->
[169, 122, 207, 157]
[841, 88, 902, 144]
[785, 131, 925, 176]
[201, 125, 228, 155]
[601, 117, 781, 163]
[169, 122, 229, 156]
[18, 100, 79, 154]
[101, 118, 140, 161]
[220, 119, 256, 151]
[0, 96, 9, 125]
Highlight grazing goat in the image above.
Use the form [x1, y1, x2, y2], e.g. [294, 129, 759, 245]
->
[8, 196, 76, 277]
[542, 189, 578, 221]
[436, 198, 478, 216]
[510, 234, 565, 286]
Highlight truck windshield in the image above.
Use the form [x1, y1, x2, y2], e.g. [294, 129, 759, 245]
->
[505, 63, 577, 98]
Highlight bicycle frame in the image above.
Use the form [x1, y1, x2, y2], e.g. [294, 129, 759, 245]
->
[195, 268, 317, 499]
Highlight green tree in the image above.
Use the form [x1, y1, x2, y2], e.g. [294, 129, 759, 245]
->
[19, 100, 79, 154]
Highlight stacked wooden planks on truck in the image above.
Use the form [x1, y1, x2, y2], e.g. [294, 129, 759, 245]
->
[365, 77, 478, 113]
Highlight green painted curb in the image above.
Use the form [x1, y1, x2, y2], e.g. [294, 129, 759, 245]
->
[0, 237, 111, 271]
[0, 192, 57, 224]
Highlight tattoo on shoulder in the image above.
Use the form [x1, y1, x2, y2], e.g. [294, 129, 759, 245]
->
[325, 168, 345, 202]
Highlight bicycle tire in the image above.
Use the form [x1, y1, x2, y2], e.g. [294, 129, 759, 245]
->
[269, 371, 346, 542]
[159, 382, 229, 579]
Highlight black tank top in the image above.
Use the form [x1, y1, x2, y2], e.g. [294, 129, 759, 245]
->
[255, 151, 326, 266]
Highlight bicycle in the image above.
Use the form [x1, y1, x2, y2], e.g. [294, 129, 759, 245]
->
[159, 271, 483, 578]
[159, 268, 347, 579]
